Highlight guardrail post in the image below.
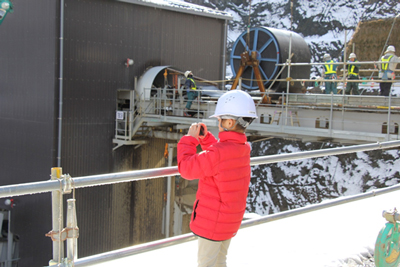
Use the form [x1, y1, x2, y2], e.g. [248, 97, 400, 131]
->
[49, 167, 64, 266]
[165, 143, 176, 238]
[329, 92, 333, 135]
[387, 90, 393, 141]
[66, 199, 78, 262]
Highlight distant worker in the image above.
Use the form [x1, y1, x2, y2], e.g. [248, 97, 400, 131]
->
[323, 54, 338, 94]
[379, 45, 399, 96]
[345, 53, 361, 95]
[184, 71, 198, 116]
[178, 90, 257, 267]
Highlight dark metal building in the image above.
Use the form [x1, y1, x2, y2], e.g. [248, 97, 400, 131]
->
[0, 0, 231, 265]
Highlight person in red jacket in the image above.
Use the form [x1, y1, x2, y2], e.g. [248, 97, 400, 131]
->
[178, 90, 258, 267]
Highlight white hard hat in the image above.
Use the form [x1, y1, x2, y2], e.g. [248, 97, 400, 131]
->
[349, 53, 356, 59]
[385, 45, 395, 53]
[210, 90, 258, 119]
[323, 53, 331, 60]
[184, 71, 192, 78]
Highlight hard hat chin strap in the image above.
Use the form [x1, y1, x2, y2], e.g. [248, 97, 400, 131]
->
[219, 116, 255, 130]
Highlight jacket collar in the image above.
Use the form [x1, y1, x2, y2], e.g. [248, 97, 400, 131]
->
[218, 131, 247, 143]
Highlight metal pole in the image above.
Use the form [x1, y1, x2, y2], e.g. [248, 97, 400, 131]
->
[387, 89, 393, 140]
[178, 78, 183, 116]
[221, 19, 228, 90]
[74, 233, 197, 267]
[241, 182, 400, 229]
[165, 143, 176, 238]
[197, 91, 200, 120]
[280, 91, 284, 131]
[329, 92, 333, 135]
[1, 141, 400, 199]
[50, 167, 64, 265]
[250, 140, 400, 165]
[73, 181, 400, 267]
[341, 30, 347, 131]
[276, 60, 395, 66]
[66, 199, 78, 262]
[285, 33, 292, 126]
[0, 167, 180, 199]
[131, 77, 137, 136]
[6, 210, 12, 267]
[342, 29, 347, 97]
[57, 0, 65, 167]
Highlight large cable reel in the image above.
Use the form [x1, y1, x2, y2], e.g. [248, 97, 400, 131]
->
[230, 27, 311, 93]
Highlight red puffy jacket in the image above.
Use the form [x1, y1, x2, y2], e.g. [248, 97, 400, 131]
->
[177, 131, 251, 241]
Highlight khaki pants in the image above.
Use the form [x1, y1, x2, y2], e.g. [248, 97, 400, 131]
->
[197, 237, 231, 267]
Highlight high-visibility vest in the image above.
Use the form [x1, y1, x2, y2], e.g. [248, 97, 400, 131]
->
[324, 60, 336, 74]
[188, 78, 197, 90]
[348, 60, 359, 76]
[381, 55, 394, 71]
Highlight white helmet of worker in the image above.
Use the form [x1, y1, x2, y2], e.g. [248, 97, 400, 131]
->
[323, 53, 331, 60]
[385, 45, 396, 53]
[349, 53, 356, 59]
[210, 90, 258, 128]
[184, 71, 192, 78]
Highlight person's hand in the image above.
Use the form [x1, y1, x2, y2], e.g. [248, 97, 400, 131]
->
[187, 123, 207, 140]
[187, 123, 199, 139]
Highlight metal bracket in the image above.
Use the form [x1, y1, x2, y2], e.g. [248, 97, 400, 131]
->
[62, 174, 72, 194]
[47, 258, 74, 267]
[45, 227, 79, 242]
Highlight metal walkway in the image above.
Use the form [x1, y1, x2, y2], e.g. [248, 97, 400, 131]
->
[114, 80, 400, 149]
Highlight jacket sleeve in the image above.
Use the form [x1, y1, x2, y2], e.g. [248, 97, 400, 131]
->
[199, 132, 218, 151]
[177, 135, 219, 180]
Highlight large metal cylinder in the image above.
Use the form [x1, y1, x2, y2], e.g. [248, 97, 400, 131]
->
[230, 27, 311, 93]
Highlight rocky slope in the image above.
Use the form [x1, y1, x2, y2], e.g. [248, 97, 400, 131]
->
[248, 138, 400, 215]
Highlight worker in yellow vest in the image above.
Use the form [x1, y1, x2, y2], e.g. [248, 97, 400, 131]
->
[345, 53, 361, 95]
[184, 71, 198, 116]
[323, 54, 337, 94]
[379, 45, 399, 96]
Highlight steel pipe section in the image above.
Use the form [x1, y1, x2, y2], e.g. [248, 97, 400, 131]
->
[0, 141, 399, 199]
[250, 140, 400, 166]
[230, 27, 311, 92]
[73, 178, 400, 267]
[0, 167, 179, 198]
[73, 233, 197, 267]
[241, 182, 400, 229]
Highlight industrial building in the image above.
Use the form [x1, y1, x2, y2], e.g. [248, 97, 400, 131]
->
[0, 0, 231, 265]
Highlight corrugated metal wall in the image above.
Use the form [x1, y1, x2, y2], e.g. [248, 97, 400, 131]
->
[62, 0, 226, 259]
[0, 0, 227, 264]
[0, 0, 59, 266]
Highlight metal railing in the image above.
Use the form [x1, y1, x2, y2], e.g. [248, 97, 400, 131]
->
[113, 78, 400, 146]
[1, 140, 400, 266]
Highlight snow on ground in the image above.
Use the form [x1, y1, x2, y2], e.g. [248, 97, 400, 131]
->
[83, 189, 400, 267]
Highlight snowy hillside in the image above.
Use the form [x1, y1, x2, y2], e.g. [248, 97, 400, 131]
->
[185, 0, 400, 77]
[248, 139, 400, 215]
[179, 1, 400, 217]
[163, 2, 400, 234]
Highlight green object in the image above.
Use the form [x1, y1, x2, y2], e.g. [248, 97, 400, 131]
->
[0, 0, 13, 26]
[362, 77, 367, 84]
[375, 222, 400, 267]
